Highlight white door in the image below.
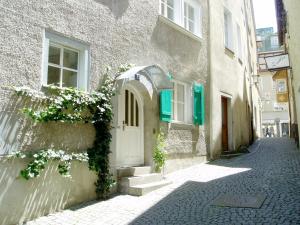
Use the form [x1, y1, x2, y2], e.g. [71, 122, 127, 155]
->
[117, 85, 144, 166]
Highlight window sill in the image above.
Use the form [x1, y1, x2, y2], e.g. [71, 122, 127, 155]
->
[170, 121, 195, 130]
[158, 15, 202, 42]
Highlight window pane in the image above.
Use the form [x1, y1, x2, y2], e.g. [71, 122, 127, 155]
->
[62, 70, 77, 87]
[48, 46, 60, 65]
[125, 90, 129, 125]
[188, 5, 194, 21]
[177, 103, 184, 121]
[189, 21, 195, 32]
[167, 0, 174, 8]
[177, 84, 185, 102]
[130, 92, 134, 126]
[47, 66, 60, 86]
[136, 100, 139, 127]
[161, 2, 165, 15]
[63, 49, 78, 70]
[167, 7, 174, 20]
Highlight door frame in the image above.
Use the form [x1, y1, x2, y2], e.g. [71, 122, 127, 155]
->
[115, 83, 144, 167]
[221, 93, 233, 152]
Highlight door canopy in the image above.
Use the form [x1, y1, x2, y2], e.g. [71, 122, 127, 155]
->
[116, 65, 173, 98]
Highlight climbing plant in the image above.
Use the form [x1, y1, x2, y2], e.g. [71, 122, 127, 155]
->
[153, 129, 167, 172]
[11, 65, 133, 199]
[10, 149, 88, 179]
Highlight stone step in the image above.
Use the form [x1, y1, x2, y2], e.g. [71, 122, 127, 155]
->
[117, 166, 151, 178]
[128, 180, 172, 196]
[121, 173, 163, 187]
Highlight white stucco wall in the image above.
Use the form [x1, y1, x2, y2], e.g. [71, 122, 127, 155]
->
[208, 0, 260, 158]
[283, 0, 300, 143]
[0, 1, 209, 224]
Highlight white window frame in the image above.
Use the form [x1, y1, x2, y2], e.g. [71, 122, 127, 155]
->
[172, 80, 192, 124]
[159, 0, 202, 37]
[224, 8, 234, 51]
[42, 31, 89, 91]
[160, 0, 176, 21]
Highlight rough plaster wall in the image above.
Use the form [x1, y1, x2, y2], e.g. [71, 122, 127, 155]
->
[0, 159, 97, 225]
[209, 0, 257, 158]
[0, 0, 209, 223]
[283, 0, 300, 143]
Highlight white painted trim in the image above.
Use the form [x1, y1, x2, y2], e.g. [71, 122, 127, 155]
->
[42, 31, 90, 91]
[158, 0, 203, 39]
[172, 80, 193, 124]
[115, 83, 144, 167]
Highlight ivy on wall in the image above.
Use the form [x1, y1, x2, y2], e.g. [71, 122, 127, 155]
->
[11, 65, 132, 199]
[10, 149, 88, 179]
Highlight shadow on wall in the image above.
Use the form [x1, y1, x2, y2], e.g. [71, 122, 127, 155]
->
[0, 90, 95, 155]
[94, 0, 129, 19]
[0, 89, 98, 224]
[0, 158, 97, 225]
[151, 19, 204, 77]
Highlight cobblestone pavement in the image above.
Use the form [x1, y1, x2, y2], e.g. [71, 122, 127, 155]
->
[26, 138, 300, 225]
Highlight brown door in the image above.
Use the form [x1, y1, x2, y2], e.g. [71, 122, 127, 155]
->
[221, 97, 229, 152]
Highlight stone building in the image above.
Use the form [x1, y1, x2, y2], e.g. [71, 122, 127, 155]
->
[256, 28, 290, 137]
[0, 1, 209, 224]
[275, 0, 300, 145]
[0, 0, 260, 224]
[208, 0, 261, 158]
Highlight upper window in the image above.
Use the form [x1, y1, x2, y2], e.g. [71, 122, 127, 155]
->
[160, 0, 175, 21]
[184, 2, 195, 33]
[160, 0, 202, 37]
[172, 80, 192, 123]
[43, 32, 89, 91]
[224, 8, 234, 51]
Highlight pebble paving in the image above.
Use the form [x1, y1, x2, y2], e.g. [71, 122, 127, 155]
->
[26, 138, 300, 225]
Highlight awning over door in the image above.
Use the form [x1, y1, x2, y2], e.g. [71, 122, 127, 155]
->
[116, 65, 173, 98]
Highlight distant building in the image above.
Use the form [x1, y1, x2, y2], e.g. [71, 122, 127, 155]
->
[275, 0, 299, 144]
[256, 27, 290, 137]
[256, 27, 281, 52]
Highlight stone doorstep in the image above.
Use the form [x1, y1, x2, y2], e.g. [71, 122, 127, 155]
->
[117, 166, 151, 178]
[128, 180, 173, 196]
[120, 173, 163, 186]
[117, 166, 172, 196]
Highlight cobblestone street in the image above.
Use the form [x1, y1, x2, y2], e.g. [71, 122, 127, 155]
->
[26, 138, 300, 225]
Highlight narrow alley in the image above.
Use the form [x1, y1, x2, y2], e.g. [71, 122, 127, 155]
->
[26, 138, 300, 225]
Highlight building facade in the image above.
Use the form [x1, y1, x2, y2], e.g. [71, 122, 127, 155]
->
[275, 0, 300, 144]
[256, 28, 290, 137]
[0, 0, 260, 224]
[0, 1, 209, 224]
[208, 0, 261, 158]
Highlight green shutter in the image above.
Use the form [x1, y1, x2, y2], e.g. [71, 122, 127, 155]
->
[160, 90, 172, 122]
[193, 83, 205, 125]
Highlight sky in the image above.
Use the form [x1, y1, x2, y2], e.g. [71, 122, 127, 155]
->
[252, 0, 277, 31]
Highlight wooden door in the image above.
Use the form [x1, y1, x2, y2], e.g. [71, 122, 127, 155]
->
[117, 86, 144, 166]
[221, 97, 229, 152]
